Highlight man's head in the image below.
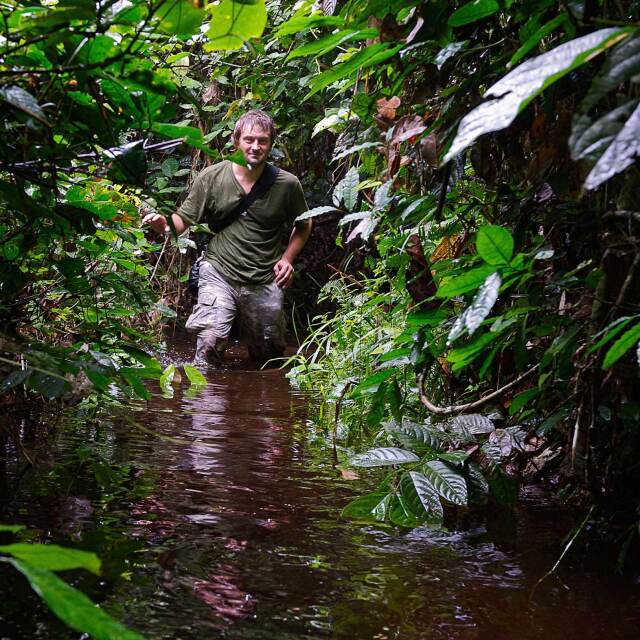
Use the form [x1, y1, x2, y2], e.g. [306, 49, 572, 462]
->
[233, 109, 275, 168]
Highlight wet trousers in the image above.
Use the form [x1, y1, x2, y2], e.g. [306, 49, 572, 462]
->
[185, 260, 286, 364]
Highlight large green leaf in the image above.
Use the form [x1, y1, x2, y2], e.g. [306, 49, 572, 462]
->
[349, 447, 420, 468]
[446, 413, 495, 436]
[603, 322, 640, 369]
[350, 369, 394, 397]
[205, 0, 267, 51]
[509, 14, 569, 66]
[422, 460, 468, 506]
[447, 272, 501, 343]
[400, 472, 444, 521]
[476, 225, 514, 265]
[183, 363, 207, 387]
[156, 0, 205, 36]
[341, 491, 388, 522]
[437, 265, 495, 298]
[443, 28, 631, 162]
[0, 544, 100, 575]
[8, 559, 144, 640]
[447, 332, 499, 372]
[448, 0, 500, 27]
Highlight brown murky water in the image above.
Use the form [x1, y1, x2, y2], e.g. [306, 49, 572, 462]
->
[1, 338, 639, 639]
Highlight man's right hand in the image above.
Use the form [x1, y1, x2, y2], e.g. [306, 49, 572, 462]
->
[141, 210, 170, 235]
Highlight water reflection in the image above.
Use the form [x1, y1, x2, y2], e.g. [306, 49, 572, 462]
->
[1, 340, 639, 639]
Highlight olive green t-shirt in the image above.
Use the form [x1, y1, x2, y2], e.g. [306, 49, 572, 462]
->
[176, 161, 308, 284]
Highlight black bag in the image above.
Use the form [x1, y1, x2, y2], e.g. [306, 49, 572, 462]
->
[188, 164, 280, 296]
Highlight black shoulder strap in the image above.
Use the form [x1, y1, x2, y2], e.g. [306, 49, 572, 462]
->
[211, 163, 280, 233]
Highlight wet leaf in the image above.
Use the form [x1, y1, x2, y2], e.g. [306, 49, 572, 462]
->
[447, 413, 495, 435]
[8, 559, 144, 640]
[0, 544, 101, 575]
[422, 460, 468, 506]
[384, 419, 441, 449]
[183, 364, 207, 387]
[448, 272, 501, 343]
[444, 28, 630, 163]
[341, 492, 388, 521]
[349, 447, 420, 468]
[584, 102, 640, 191]
[400, 472, 444, 520]
[160, 364, 175, 396]
[436, 41, 467, 69]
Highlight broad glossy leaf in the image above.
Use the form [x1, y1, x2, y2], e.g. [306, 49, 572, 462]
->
[447, 413, 495, 435]
[584, 102, 640, 191]
[321, 0, 337, 15]
[9, 559, 143, 639]
[449, 0, 500, 27]
[205, 0, 267, 51]
[341, 491, 388, 521]
[587, 316, 635, 355]
[476, 225, 514, 265]
[120, 370, 150, 400]
[350, 447, 419, 468]
[422, 460, 468, 506]
[0, 85, 48, 124]
[384, 419, 441, 449]
[603, 322, 640, 368]
[388, 494, 424, 527]
[570, 101, 639, 164]
[400, 472, 444, 520]
[444, 28, 630, 163]
[447, 332, 499, 372]
[448, 272, 501, 343]
[437, 265, 495, 298]
[466, 462, 489, 503]
[295, 205, 339, 222]
[183, 364, 207, 386]
[0, 544, 100, 575]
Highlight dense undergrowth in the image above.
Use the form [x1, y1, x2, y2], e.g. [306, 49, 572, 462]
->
[1, 0, 639, 636]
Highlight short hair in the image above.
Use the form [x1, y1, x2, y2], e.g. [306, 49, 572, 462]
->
[232, 109, 276, 145]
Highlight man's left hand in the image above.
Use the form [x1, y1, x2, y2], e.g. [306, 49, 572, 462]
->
[274, 258, 294, 289]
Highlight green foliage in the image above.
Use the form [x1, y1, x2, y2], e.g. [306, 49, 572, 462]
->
[282, 0, 640, 540]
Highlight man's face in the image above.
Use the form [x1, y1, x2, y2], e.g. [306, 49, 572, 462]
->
[237, 125, 272, 168]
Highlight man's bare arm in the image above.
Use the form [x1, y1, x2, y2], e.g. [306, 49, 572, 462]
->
[274, 219, 313, 288]
[142, 211, 189, 236]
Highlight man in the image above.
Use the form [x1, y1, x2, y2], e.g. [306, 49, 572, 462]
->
[143, 110, 312, 364]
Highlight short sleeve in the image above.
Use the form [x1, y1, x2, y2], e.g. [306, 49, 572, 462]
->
[287, 178, 309, 227]
[176, 171, 210, 226]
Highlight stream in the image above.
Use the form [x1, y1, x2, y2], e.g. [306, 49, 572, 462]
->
[1, 337, 639, 639]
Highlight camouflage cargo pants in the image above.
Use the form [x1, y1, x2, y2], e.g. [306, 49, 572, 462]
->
[185, 260, 286, 364]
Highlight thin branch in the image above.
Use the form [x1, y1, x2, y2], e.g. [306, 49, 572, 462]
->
[417, 363, 540, 416]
